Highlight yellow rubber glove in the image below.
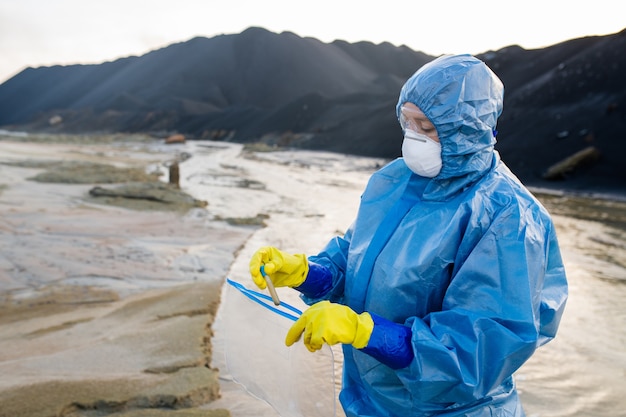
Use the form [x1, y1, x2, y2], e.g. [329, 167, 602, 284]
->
[249, 246, 309, 290]
[285, 301, 374, 352]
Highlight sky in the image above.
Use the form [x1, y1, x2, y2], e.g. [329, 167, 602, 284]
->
[0, 0, 624, 84]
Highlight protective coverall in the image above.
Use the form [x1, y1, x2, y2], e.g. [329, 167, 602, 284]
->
[300, 55, 568, 416]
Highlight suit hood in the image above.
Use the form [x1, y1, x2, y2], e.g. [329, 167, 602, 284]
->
[396, 54, 504, 200]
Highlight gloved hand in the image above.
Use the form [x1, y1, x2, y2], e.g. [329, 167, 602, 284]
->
[285, 301, 374, 352]
[249, 246, 309, 290]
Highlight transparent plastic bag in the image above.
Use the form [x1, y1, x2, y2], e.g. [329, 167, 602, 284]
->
[223, 278, 337, 417]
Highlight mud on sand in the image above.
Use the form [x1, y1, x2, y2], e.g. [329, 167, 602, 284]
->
[0, 136, 253, 417]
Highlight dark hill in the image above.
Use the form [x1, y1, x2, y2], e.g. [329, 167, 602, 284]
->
[481, 31, 626, 194]
[0, 26, 624, 195]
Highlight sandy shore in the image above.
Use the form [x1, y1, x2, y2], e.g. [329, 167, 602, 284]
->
[0, 132, 383, 417]
[0, 137, 253, 417]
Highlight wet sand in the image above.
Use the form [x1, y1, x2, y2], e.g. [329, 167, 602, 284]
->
[0, 137, 250, 417]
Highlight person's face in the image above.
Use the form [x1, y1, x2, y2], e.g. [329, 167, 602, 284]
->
[399, 103, 440, 143]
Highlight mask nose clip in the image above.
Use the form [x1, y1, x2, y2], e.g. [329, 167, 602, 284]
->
[404, 129, 427, 142]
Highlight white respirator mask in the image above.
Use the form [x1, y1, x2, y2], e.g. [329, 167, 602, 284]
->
[402, 129, 442, 178]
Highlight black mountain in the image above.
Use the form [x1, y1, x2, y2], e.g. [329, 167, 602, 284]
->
[1, 26, 624, 194]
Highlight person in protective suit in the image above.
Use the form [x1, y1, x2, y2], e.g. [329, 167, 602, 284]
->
[249, 54, 568, 417]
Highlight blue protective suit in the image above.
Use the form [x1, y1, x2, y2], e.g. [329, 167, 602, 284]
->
[302, 55, 568, 416]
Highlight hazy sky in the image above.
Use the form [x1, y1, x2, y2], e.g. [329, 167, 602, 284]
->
[0, 0, 624, 83]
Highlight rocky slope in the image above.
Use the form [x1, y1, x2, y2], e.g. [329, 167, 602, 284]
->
[1, 26, 624, 194]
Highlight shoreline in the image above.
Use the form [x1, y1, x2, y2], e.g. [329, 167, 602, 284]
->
[0, 138, 253, 417]
[529, 185, 626, 203]
[2, 130, 624, 203]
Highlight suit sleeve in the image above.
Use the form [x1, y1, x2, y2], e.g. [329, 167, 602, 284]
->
[396, 207, 568, 403]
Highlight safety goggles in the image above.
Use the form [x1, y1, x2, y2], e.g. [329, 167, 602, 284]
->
[399, 105, 437, 136]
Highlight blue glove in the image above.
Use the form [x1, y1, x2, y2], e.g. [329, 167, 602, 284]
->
[361, 313, 414, 370]
[293, 261, 333, 299]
